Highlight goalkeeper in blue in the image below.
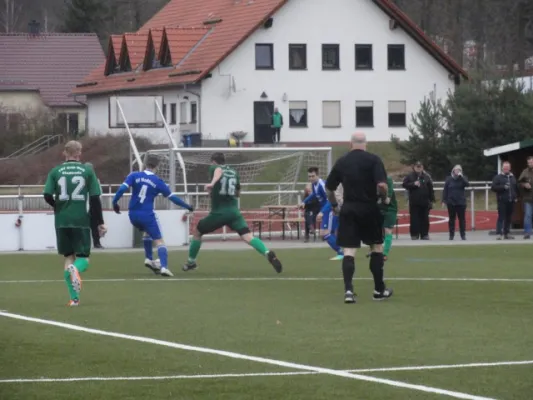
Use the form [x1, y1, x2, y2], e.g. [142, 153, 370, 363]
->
[112, 154, 193, 277]
[317, 184, 344, 261]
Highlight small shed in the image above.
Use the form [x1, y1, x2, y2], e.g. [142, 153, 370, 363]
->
[484, 139, 533, 229]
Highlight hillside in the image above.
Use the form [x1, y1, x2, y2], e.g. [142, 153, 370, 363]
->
[0, 136, 406, 186]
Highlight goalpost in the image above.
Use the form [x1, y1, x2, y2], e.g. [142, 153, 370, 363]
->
[144, 147, 333, 240]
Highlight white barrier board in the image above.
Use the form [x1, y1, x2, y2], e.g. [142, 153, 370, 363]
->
[0, 210, 188, 252]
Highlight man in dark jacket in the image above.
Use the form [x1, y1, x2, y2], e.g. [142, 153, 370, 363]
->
[442, 164, 469, 240]
[491, 161, 518, 240]
[85, 162, 104, 248]
[402, 161, 435, 240]
[518, 156, 533, 239]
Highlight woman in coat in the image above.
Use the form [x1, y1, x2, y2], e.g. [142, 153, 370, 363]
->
[442, 165, 469, 240]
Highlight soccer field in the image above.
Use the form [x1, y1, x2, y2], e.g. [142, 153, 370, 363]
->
[1, 245, 532, 400]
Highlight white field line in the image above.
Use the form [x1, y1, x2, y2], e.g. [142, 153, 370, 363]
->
[2, 360, 533, 384]
[0, 311, 495, 400]
[0, 277, 532, 284]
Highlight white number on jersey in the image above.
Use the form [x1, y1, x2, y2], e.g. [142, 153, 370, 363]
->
[138, 184, 148, 203]
[219, 176, 237, 196]
[58, 175, 86, 201]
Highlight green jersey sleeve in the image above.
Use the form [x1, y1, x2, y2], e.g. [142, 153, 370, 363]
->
[87, 169, 102, 196]
[43, 169, 56, 195]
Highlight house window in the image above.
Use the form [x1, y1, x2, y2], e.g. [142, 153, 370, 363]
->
[355, 44, 372, 70]
[388, 44, 405, 70]
[56, 113, 68, 133]
[322, 101, 341, 127]
[190, 102, 197, 123]
[170, 103, 177, 125]
[322, 44, 340, 70]
[388, 101, 406, 127]
[355, 101, 374, 127]
[289, 101, 307, 127]
[179, 102, 187, 123]
[255, 43, 274, 70]
[68, 113, 79, 136]
[289, 44, 307, 70]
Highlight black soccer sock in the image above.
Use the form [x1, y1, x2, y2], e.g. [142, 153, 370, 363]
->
[369, 252, 385, 293]
[342, 256, 355, 292]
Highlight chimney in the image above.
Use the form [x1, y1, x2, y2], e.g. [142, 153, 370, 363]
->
[28, 20, 40, 35]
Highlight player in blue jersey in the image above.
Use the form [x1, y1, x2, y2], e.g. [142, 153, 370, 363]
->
[317, 184, 344, 260]
[112, 154, 193, 277]
[300, 167, 343, 259]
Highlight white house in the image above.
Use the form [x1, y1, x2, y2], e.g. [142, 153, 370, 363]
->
[73, 0, 467, 145]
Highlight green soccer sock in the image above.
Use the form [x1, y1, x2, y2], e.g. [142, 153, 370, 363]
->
[73, 257, 89, 273]
[249, 237, 269, 256]
[63, 270, 78, 301]
[384, 233, 393, 256]
[188, 239, 202, 263]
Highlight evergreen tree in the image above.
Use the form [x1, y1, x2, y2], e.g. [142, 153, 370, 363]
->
[62, 0, 107, 36]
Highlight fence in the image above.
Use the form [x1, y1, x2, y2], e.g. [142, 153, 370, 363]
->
[0, 183, 497, 234]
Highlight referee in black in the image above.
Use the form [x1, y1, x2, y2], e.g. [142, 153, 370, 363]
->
[325, 132, 393, 303]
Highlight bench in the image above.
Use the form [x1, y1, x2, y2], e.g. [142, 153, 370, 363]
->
[248, 218, 305, 240]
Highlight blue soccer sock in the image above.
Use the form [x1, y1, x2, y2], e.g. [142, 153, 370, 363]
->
[157, 245, 168, 268]
[143, 237, 153, 260]
[324, 233, 342, 255]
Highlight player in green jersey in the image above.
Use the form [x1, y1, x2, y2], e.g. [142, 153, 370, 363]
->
[183, 152, 282, 273]
[379, 176, 397, 260]
[43, 141, 106, 306]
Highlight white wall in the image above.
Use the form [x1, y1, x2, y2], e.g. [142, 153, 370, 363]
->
[86, 87, 200, 144]
[0, 210, 188, 252]
[201, 0, 456, 142]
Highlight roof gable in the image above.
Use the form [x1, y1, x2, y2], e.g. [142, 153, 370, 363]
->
[124, 33, 148, 70]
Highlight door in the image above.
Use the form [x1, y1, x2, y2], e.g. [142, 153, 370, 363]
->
[253, 101, 274, 144]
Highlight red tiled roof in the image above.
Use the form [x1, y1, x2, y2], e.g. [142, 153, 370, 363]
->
[73, 0, 466, 96]
[0, 33, 104, 106]
[124, 33, 149, 69]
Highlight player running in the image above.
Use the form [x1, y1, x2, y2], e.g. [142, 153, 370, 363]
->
[183, 152, 282, 273]
[43, 140, 106, 307]
[112, 154, 193, 277]
[316, 184, 344, 261]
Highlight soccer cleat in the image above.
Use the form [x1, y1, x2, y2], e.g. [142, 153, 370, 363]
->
[344, 291, 356, 304]
[182, 261, 198, 272]
[497, 235, 503, 240]
[67, 265, 82, 295]
[67, 299, 80, 307]
[524, 234, 531, 240]
[330, 254, 344, 261]
[144, 258, 161, 275]
[267, 251, 282, 273]
[373, 288, 394, 301]
[159, 267, 174, 277]
[504, 235, 515, 240]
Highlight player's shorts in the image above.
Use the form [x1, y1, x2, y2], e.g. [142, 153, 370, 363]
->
[337, 202, 384, 248]
[382, 210, 398, 229]
[197, 208, 249, 236]
[56, 227, 91, 257]
[129, 212, 162, 240]
[321, 210, 339, 233]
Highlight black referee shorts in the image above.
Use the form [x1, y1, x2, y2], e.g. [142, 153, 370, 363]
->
[337, 202, 384, 248]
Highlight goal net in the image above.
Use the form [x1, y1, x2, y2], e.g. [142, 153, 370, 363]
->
[144, 147, 333, 210]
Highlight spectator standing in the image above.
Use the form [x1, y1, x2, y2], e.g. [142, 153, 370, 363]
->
[518, 156, 533, 239]
[442, 165, 469, 240]
[491, 161, 518, 240]
[85, 162, 104, 249]
[402, 162, 435, 240]
[303, 183, 320, 242]
[271, 107, 283, 143]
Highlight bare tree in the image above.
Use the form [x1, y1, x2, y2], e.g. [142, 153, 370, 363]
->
[0, 0, 23, 32]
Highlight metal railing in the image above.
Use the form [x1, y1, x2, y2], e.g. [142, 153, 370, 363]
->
[0, 135, 64, 160]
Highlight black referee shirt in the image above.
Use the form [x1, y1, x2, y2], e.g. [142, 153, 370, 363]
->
[325, 149, 387, 204]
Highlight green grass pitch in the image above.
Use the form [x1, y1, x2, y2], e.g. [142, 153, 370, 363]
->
[1, 244, 532, 400]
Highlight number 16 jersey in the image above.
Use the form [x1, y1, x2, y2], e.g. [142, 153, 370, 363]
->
[123, 171, 172, 215]
[210, 165, 241, 211]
